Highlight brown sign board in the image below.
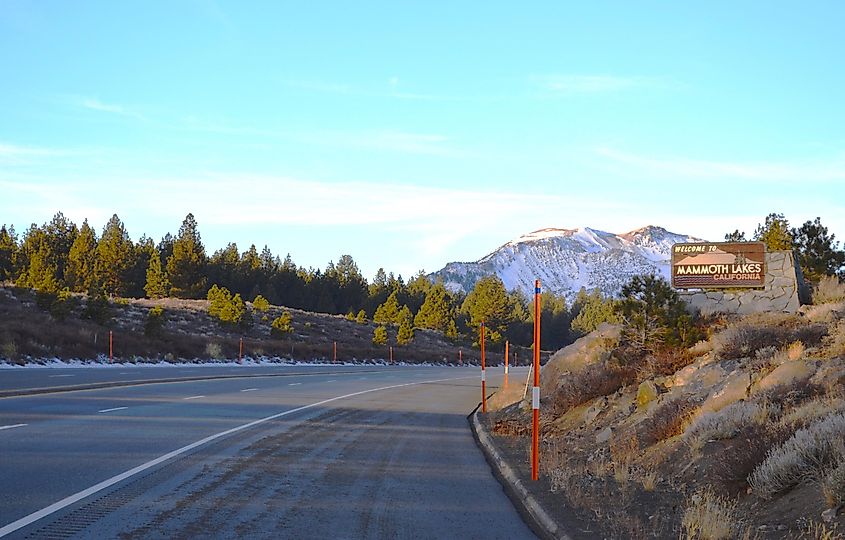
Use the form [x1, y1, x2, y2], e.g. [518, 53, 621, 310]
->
[671, 242, 766, 289]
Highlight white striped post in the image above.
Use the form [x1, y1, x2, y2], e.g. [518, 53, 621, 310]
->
[480, 321, 487, 413]
[532, 279, 541, 481]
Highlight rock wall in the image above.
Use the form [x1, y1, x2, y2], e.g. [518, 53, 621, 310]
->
[679, 250, 804, 315]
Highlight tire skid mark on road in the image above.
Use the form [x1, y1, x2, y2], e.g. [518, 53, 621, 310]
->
[0, 374, 474, 538]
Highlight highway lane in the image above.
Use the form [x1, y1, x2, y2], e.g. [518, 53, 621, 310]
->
[0, 365, 536, 539]
[0, 363, 411, 395]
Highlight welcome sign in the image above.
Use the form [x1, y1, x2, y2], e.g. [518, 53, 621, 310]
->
[671, 242, 766, 289]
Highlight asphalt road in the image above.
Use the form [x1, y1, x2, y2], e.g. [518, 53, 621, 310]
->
[0, 365, 536, 539]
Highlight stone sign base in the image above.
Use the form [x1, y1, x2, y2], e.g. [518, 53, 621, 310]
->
[678, 251, 803, 315]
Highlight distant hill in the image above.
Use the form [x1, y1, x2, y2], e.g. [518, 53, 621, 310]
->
[431, 225, 705, 301]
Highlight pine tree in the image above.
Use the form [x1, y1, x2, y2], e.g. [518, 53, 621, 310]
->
[0, 225, 18, 282]
[461, 276, 510, 343]
[445, 319, 459, 341]
[724, 230, 747, 242]
[374, 290, 401, 324]
[373, 325, 388, 346]
[397, 306, 414, 345]
[167, 213, 207, 298]
[753, 213, 793, 251]
[414, 282, 452, 332]
[43, 212, 77, 285]
[252, 294, 270, 312]
[617, 274, 695, 350]
[791, 217, 845, 283]
[571, 289, 620, 335]
[95, 214, 133, 296]
[144, 247, 170, 299]
[66, 219, 98, 292]
[355, 309, 367, 324]
[271, 311, 293, 336]
[18, 226, 60, 292]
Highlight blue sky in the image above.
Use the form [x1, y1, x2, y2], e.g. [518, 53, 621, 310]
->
[2, 1, 844, 279]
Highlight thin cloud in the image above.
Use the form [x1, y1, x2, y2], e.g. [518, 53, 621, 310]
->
[0, 142, 70, 164]
[76, 97, 146, 120]
[596, 147, 845, 182]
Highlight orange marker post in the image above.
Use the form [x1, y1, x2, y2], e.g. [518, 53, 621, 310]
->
[504, 340, 509, 387]
[239, 337, 243, 363]
[532, 279, 541, 481]
[480, 322, 487, 413]
[389, 346, 393, 364]
[109, 331, 113, 363]
[333, 341, 337, 364]
[459, 349, 463, 366]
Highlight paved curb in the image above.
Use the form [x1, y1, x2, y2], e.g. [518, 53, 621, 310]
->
[0, 369, 386, 399]
[469, 410, 571, 540]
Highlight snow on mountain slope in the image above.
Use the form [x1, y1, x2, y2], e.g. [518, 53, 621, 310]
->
[431, 226, 706, 301]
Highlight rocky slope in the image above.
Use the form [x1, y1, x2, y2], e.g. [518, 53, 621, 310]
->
[485, 303, 845, 538]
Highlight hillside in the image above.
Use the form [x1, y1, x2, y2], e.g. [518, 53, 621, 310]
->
[484, 302, 845, 538]
[0, 285, 477, 365]
[431, 225, 704, 301]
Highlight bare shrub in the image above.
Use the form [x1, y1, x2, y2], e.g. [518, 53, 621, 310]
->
[712, 423, 792, 495]
[550, 360, 637, 416]
[815, 275, 845, 305]
[749, 413, 845, 499]
[821, 460, 845, 507]
[713, 318, 826, 361]
[205, 342, 224, 360]
[680, 487, 742, 540]
[823, 320, 845, 360]
[639, 395, 699, 446]
[686, 400, 773, 449]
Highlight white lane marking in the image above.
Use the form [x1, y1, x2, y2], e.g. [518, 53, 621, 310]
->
[118, 372, 131, 375]
[240, 388, 258, 392]
[183, 395, 205, 400]
[326, 380, 336, 383]
[98, 407, 128, 414]
[48, 375, 74, 378]
[358, 377, 367, 380]
[288, 383, 301, 386]
[0, 374, 474, 537]
[0, 424, 27, 431]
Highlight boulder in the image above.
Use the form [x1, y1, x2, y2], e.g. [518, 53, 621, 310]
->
[540, 323, 621, 398]
[637, 380, 659, 409]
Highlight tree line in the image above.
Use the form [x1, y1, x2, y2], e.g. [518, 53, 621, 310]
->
[2, 211, 839, 351]
[0, 212, 587, 350]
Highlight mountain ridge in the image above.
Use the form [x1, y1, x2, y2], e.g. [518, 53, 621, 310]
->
[432, 225, 707, 301]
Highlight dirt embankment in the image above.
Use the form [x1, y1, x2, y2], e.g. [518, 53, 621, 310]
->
[0, 285, 473, 365]
[486, 305, 845, 539]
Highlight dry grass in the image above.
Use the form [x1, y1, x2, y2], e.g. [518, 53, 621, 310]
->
[821, 460, 845, 507]
[780, 397, 845, 428]
[815, 276, 845, 305]
[749, 413, 845, 499]
[640, 467, 658, 491]
[680, 487, 742, 540]
[801, 521, 844, 540]
[822, 320, 845, 360]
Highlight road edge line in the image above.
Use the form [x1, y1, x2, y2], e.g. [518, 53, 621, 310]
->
[469, 410, 571, 540]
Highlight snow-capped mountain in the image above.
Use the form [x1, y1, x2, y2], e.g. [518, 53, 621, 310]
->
[431, 226, 706, 301]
